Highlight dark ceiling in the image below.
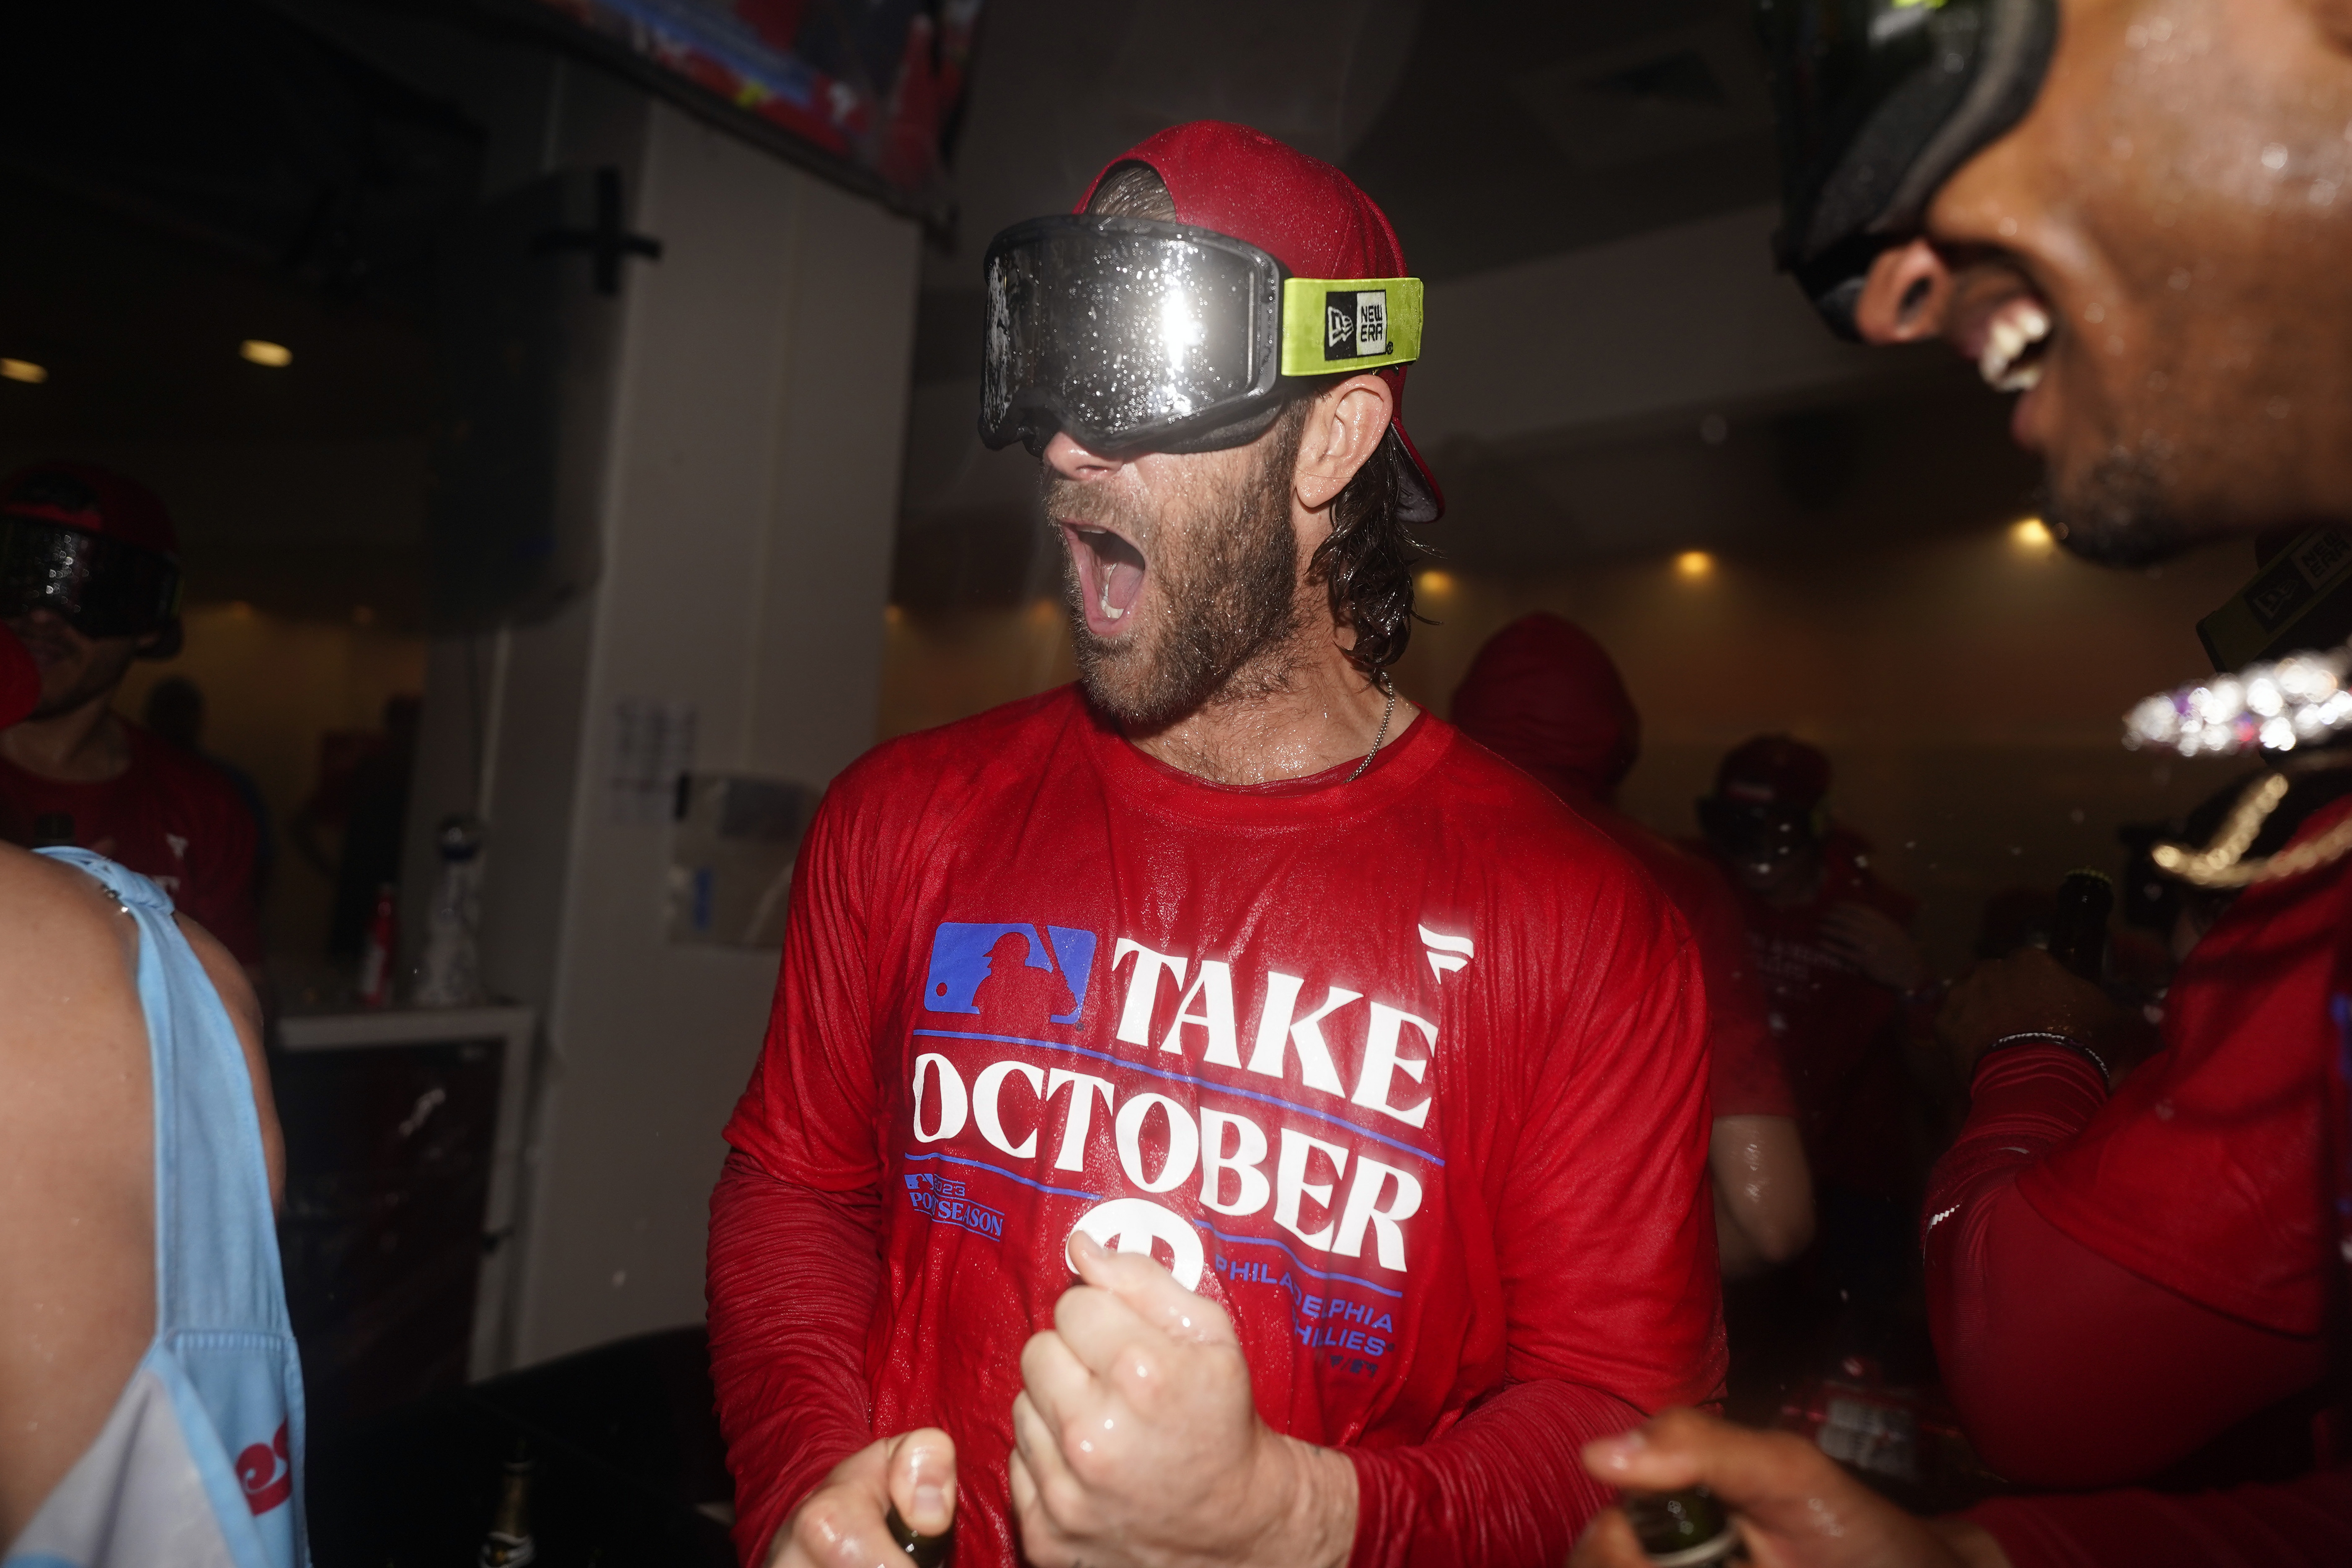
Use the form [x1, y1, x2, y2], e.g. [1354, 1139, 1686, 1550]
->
[1343, 0, 1779, 279]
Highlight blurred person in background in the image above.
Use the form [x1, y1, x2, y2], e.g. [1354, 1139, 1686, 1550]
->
[143, 675, 274, 900]
[0, 463, 262, 975]
[1451, 614, 1815, 1276]
[1551, 0, 2352, 1563]
[290, 694, 418, 958]
[0, 621, 306, 1565]
[1693, 736, 1930, 1362]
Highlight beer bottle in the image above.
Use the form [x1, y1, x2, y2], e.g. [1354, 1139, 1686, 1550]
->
[478, 1449, 536, 1567]
[2045, 868, 2114, 982]
[1622, 1484, 1738, 1566]
[885, 1502, 950, 1568]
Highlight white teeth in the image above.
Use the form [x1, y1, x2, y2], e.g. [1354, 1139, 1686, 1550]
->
[1978, 299, 2053, 392]
[1098, 576, 1124, 621]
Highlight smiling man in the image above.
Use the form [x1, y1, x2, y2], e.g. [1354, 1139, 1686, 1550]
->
[1570, 3, 2352, 1566]
[707, 121, 1726, 1568]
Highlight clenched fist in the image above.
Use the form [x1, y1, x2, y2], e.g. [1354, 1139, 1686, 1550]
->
[1011, 1231, 1355, 1568]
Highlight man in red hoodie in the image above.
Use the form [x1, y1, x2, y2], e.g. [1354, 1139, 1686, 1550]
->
[1452, 615, 1813, 1274]
[708, 124, 1724, 1568]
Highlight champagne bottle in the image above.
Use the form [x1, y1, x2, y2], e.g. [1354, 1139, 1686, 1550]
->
[1623, 1485, 1738, 1566]
[478, 1450, 536, 1567]
[885, 1502, 950, 1568]
[2045, 868, 2114, 982]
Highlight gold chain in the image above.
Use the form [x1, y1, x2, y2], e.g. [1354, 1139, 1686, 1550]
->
[2150, 757, 2352, 888]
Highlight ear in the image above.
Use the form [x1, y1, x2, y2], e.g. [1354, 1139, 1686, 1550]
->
[1293, 375, 1395, 513]
[2311, 0, 2352, 50]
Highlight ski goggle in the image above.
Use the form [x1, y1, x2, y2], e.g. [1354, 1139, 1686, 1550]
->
[980, 214, 1424, 458]
[0, 514, 181, 639]
[1698, 796, 1827, 867]
[1754, 0, 2058, 337]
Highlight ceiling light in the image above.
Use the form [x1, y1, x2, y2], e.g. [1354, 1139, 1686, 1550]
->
[1417, 569, 1456, 595]
[2011, 517, 2053, 550]
[240, 340, 292, 367]
[1, 359, 47, 384]
[1674, 550, 1714, 578]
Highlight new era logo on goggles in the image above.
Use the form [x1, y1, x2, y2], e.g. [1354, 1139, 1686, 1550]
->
[980, 214, 1425, 458]
[0, 515, 182, 640]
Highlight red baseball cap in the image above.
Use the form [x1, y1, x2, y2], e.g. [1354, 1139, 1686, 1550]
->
[1079, 121, 1444, 524]
[1714, 734, 1832, 812]
[0, 622, 36, 728]
[0, 462, 179, 557]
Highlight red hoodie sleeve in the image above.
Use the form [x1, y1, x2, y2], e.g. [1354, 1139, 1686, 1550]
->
[710, 781, 891, 1564]
[1965, 1464, 2352, 1568]
[1924, 1048, 2328, 1488]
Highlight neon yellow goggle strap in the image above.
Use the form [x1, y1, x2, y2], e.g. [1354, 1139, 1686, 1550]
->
[1278, 276, 1424, 377]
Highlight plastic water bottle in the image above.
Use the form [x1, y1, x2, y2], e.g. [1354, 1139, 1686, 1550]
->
[414, 814, 485, 1007]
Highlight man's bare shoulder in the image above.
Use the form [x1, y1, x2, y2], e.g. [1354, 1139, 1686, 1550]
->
[0, 845, 156, 1538]
[0, 845, 139, 998]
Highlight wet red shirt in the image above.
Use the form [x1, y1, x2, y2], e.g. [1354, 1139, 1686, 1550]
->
[0, 721, 261, 964]
[1947, 804, 2352, 1555]
[1582, 803, 1794, 1120]
[1712, 834, 1916, 1196]
[714, 688, 1725, 1568]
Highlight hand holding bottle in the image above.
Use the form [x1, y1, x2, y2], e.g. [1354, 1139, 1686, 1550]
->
[1570, 1408, 2006, 1568]
[766, 1427, 956, 1568]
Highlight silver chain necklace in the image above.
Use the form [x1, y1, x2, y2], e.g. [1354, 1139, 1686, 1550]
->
[1346, 670, 1399, 784]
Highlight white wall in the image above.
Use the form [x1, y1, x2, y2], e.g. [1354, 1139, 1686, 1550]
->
[405, 80, 920, 1366]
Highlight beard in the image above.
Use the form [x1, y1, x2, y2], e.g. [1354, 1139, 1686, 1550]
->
[2044, 447, 2204, 569]
[1050, 416, 1306, 727]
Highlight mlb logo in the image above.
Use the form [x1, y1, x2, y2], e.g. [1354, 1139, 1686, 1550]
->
[1324, 289, 1389, 360]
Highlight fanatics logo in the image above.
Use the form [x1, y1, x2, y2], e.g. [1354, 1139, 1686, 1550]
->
[1323, 290, 1389, 360]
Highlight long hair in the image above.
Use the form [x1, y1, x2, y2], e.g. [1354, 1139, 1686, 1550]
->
[1313, 422, 1423, 675]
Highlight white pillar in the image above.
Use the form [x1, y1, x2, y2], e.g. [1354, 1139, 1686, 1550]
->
[413, 88, 919, 1367]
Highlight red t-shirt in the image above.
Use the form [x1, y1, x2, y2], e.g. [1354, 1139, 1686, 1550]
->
[715, 688, 1726, 1568]
[0, 721, 261, 965]
[1711, 834, 1916, 1196]
[1578, 800, 1794, 1120]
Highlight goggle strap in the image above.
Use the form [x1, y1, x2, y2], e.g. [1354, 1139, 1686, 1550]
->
[1278, 277, 1424, 378]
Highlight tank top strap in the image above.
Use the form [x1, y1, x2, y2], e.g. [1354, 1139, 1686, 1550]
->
[35, 847, 287, 1337]
[23, 847, 308, 1568]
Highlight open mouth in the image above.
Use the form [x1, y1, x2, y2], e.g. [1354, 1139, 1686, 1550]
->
[1061, 522, 1147, 637]
[1972, 292, 2054, 394]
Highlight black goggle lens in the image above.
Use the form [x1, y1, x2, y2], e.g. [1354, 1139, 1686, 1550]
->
[0, 517, 180, 640]
[1699, 796, 1820, 865]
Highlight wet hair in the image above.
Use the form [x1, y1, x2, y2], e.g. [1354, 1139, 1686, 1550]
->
[1084, 163, 1424, 675]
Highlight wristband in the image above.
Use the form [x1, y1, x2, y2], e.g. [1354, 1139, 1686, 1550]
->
[1978, 1029, 2113, 1088]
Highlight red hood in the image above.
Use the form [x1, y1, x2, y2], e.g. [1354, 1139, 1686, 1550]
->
[1450, 614, 1639, 803]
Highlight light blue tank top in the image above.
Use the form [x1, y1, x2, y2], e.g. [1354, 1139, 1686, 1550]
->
[5, 850, 309, 1568]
